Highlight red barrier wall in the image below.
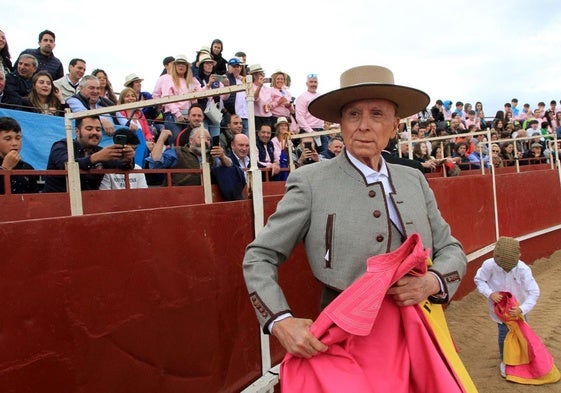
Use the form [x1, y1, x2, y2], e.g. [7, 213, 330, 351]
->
[1, 167, 560, 391]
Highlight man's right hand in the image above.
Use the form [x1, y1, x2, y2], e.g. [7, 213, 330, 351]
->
[101, 118, 115, 136]
[91, 145, 131, 163]
[158, 128, 173, 142]
[271, 317, 328, 358]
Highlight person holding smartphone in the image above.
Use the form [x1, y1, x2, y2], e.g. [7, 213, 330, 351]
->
[146, 126, 232, 186]
[294, 136, 320, 167]
[44, 115, 135, 192]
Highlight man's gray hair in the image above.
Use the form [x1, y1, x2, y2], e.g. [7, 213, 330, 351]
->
[18, 53, 38, 68]
[79, 74, 99, 88]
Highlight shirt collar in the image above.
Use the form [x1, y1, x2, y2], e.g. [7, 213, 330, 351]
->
[345, 150, 389, 181]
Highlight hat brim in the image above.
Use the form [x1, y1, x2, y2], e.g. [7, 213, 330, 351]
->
[124, 78, 143, 87]
[197, 60, 217, 67]
[308, 84, 430, 123]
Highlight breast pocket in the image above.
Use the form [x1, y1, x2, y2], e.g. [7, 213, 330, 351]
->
[325, 214, 335, 268]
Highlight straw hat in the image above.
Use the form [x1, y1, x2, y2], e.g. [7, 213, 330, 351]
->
[493, 237, 520, 272]
[308, 65, 430, 122]
[198, 46, 210, 54]
[174, 54, 189, 64]
[196, 53, 216, 68]
[249, 64, 264, 74]
[274, 116, 289, 128]
[123, 73, 143, 87]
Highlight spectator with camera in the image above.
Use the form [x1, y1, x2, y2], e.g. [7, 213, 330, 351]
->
[195, 53, 230, 139]
[99, 130, 148, 190]
[43, 115, 135, 192]
[146, 126, 232, 186]
[294, 136, 320, 168]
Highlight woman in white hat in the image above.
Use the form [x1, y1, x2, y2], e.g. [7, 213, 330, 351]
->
[160, 54, 203, 141]
[195, 53, 230, 138]
[123, 73, 160, 124]
[271, 116, 292, 181]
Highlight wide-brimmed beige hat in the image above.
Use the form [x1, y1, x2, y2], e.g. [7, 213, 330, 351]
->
[174, 54, 189, 64]
[196, 53, 216, 68]
[274, 116, 289, 128]
[249, 64, 264, 74]
[198, 46, 210, 54]
[308, 65, 430, 122]
[123, 73, 143, 87]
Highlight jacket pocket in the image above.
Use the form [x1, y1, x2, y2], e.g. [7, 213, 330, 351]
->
[325, 214, 335, 268]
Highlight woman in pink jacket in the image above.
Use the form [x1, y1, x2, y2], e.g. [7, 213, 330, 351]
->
[160, 54, 203, 142]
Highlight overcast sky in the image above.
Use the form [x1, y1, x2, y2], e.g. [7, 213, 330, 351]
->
[4, 0, 561, 118]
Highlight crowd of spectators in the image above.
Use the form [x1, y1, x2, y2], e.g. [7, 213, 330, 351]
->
[1, 28, 560, 195]
[387, 97, 561, 175]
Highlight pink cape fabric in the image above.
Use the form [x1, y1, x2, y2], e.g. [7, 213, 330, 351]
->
[493, 291, 560, 384]
[280, 233, 467, 393]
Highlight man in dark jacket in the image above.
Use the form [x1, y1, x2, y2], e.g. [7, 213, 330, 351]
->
[19, 30, 64, 80]
[5, 54, 37, 102]
[67, 75, 117, 135]
[0, 69, 22, 109]
[0, 116, 38, 194]
[43, 115, 135, 192]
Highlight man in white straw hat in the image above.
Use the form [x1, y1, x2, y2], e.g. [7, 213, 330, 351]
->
[243, 65, 474, 390]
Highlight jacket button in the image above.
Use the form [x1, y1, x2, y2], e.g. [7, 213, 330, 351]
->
[373, 210, 381, 218]
[368, 190, 376, 197]
[376, 235, 384, 242]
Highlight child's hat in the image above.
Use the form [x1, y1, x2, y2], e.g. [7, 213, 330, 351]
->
[493, 237, 520, 272]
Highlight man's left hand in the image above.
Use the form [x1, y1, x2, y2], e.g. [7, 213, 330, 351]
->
[210, 145, 224, 158]
[387, 273, 440, 306]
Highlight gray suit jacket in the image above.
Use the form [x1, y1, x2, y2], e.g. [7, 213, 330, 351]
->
[243, 150, 467, 331]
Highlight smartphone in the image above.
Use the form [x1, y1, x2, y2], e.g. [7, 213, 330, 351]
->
[113, 134, 128, 145]
[213, 74, 225, 83]
[304, 142, 312, 150]
[212, 135, 221, 147]
[263, 77, 272, 84]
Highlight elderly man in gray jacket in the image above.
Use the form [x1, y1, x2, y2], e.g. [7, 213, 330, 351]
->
[243, 65, 467, 359]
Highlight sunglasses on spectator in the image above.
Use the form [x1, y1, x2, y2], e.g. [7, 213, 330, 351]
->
[307, 73, 317, 79]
